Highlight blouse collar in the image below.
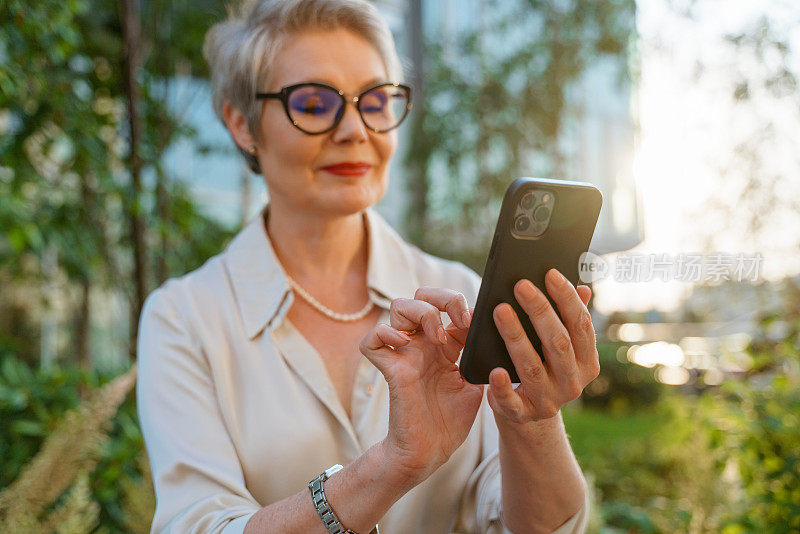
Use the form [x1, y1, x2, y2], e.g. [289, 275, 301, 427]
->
[223, 204, 420, 339]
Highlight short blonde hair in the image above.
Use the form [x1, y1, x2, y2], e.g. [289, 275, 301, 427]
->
[203, 0, 404, 174]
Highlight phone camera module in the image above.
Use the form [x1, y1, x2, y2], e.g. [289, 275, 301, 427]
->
[521, 192, 535, 210]
[512, 187, 554, 239]
[533, 205, 550, 222]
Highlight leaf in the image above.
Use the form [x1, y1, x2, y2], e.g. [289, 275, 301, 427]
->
[0, 388, 28, 410]
[7, 227, 27, 253]
[1, 355, 32, 385]
[10, 419, 46, 437]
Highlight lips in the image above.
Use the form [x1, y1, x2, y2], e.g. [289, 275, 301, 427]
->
[320, 162, 373, 176]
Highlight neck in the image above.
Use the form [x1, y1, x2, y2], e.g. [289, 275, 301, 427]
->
[264, 201, 369, 289]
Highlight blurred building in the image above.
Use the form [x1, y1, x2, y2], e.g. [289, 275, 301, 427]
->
[600, 276, 798, 387]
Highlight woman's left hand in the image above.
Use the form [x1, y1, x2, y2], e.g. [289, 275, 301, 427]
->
[359, 288, 484, 487]
[488, 268, 601, 424]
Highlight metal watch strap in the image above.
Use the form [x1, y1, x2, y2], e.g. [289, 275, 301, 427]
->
[309, 464, 357, 534]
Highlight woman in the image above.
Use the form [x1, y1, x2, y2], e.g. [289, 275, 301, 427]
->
[136, 0, 600, 533]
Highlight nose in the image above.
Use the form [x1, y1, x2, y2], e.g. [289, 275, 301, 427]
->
[331, 99, 368, 143]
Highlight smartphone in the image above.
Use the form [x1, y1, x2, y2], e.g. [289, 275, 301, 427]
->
[459, 177, 603, 384]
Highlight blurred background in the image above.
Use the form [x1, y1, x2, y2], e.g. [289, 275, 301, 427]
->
[1, 0, 799, 532]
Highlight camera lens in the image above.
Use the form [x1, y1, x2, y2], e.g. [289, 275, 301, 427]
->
[533, 205, 550, 222]
[514, 215, 531, 232]
[521, 192, 535, 210]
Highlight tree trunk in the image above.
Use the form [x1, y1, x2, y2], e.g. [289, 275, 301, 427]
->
[155, 174, 170, 284]
[76, 172, 94, 370]
[154, 0, 172, 285]
[40, 245, 59, 368]
[119, 0, 149, 361]
[74, 275, 91, 370]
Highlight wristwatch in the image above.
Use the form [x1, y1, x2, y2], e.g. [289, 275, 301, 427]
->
[310, 464, 379, 534]
[308, 465, 381, 534]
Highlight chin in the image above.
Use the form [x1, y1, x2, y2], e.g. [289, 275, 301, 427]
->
[318, 180, 387, 216]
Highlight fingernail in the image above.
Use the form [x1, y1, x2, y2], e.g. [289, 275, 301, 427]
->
[462, 310, 472, 328]
[492, 368, 506, 387]
[437, 326, 447, 344]
[496, 304, 514, 324]
[397, 331, 411, 342]
[517, 280, 536, 300]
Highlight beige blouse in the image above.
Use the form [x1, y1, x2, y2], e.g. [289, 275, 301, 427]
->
[136, 205, 589, 534]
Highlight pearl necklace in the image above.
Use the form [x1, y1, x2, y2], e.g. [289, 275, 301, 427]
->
[284, 272, 374, 322]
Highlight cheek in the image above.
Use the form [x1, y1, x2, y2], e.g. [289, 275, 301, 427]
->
[260, 118, 321, 174]
[376, 132, 398, 168]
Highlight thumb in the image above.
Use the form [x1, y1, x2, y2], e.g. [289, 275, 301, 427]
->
[487, 367, 524, 420]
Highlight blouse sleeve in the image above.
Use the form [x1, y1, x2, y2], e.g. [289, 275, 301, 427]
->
[455, 392, 590, 534]
[136, 285, 260, 533]
[453, 266, 589, 534]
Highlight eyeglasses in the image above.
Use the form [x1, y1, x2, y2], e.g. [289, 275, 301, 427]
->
[256, 81, 412, 135]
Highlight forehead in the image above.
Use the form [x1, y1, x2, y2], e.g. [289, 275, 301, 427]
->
[268, 28, 389, 92]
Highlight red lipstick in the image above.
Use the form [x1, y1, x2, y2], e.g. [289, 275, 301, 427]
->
[321, 162, 372, 176]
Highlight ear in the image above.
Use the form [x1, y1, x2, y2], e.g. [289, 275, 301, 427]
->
[222, 101, 257, 152]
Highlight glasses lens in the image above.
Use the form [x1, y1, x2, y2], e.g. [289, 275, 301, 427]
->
[359, 85, 409, 132]
[286, 85, 343, 133]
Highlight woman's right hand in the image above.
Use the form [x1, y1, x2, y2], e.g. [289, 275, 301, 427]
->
[359, 288, 485, 488]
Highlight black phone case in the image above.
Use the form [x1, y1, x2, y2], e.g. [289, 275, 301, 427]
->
[459, 177, 603, 384]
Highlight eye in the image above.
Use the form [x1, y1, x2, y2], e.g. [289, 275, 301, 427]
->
[360, 89, 389, 113]
[288, 87, 340, 115]
[292, 94, 328, 114]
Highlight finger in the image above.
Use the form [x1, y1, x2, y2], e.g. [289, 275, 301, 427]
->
[359, 323, 411, 375]
[492, 303, 549, 389]
[441, 305, 474, 361]
[414, 287, 472, 330]
[487, 367, 527, 424]
[545, 271, 597, 368]
[438, 327, 464, 363]
[390, 298, 447, 345]
[444, 323, 468, 347]
[513, 277, 580, 394]
[576, 285, 591, 306]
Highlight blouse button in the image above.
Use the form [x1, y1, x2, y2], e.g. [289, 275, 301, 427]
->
[365, 384, 374, 395]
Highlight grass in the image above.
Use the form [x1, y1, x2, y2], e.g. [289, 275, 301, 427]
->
[562, 405, 666, 464]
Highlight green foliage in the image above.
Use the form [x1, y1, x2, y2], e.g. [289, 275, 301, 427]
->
[0, 0, 235, 366]
[118, 453, 156, 534]
[0, 354, 150, 532]
[0, 0, 118, 270]
[586, 394, 735, 533]
[716, 312, 800, 531]
[568, 301, 800, 533]
[158, 180, 238, 276]
[0, 354, 94, 487]
[0, 1, 237, 524]
[404, 0, 636, 268]
[581, 342, 666, 413]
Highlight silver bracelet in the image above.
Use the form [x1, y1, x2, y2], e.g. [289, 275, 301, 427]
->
[309, 464, 358, 534]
